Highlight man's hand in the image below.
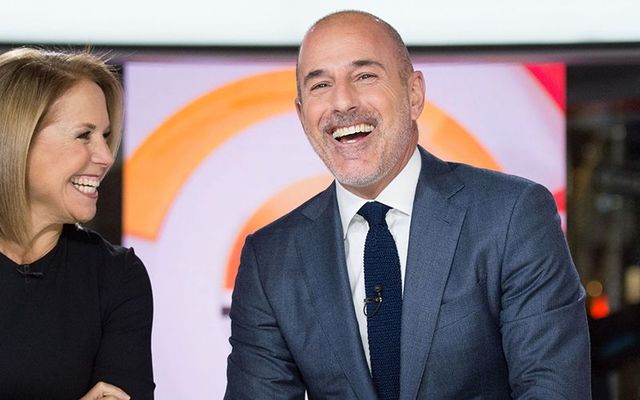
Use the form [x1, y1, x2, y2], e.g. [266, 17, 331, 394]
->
[79, 381, 130, 400]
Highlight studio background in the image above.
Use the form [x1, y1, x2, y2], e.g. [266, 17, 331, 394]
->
[2, 1, 639, 398]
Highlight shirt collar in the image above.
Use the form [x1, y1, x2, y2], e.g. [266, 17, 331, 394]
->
[336, 147, 422, 238]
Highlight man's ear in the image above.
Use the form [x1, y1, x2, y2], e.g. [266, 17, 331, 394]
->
[408, 71, 425, 121]
[295, 97, 305, 128]
[295, 98, 302, 117]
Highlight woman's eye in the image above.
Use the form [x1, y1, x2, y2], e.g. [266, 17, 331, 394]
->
[103, 131, 111, 139]
[76, 131, 91, 140]
[359, 73, 375, 80]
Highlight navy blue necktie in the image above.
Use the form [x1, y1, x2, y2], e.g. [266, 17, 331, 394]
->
[358, 201, 402, 400]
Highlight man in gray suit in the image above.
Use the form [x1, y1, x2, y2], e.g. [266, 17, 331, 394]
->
[226, 10, 590, 399]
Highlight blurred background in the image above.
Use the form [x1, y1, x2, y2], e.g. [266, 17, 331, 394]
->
[2, 1, 639, 398]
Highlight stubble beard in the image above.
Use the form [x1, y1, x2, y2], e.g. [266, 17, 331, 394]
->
[305, 105, 415, 191]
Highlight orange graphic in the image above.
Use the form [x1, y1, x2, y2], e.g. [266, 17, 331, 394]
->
[124, 69, 297, 240]
[418, 103, 501, 170]
[223, 175, 334, 289]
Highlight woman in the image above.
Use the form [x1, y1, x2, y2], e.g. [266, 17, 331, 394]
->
[0, 48, 154, 399]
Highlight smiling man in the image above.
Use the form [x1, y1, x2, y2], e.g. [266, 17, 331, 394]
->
[294, 14, 421, 201]
[226, 11, 591, 400]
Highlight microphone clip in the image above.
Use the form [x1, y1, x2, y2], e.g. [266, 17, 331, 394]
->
[16, 264, 44, 283]
[363, 285, 383, 317]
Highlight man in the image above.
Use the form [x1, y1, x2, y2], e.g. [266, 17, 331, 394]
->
[226, 10, 590, 399]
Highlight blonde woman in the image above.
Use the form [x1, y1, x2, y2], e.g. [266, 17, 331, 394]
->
[0, 48, 154, 400]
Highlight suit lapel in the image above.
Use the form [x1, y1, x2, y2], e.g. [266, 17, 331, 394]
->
[400, 148, 466, 400]
[297, 185, 377, 400]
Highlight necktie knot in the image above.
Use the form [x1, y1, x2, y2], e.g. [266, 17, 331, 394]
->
[358, 201, 390, 227]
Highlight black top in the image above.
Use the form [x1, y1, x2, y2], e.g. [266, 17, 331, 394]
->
[0, 224, 154, 399]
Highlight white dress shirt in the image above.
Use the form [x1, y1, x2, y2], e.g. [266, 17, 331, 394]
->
[335, 147, 422, 370]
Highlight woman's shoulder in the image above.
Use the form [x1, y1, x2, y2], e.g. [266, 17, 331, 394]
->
[62, 226, 153, 340]
[62, 224, 148, 282]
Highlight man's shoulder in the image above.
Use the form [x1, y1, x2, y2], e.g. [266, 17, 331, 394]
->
[448, 162, 536, 190]
[438, 160, 551, 209]
[418, 147, 540, 200]
[251, 183, 335, 240]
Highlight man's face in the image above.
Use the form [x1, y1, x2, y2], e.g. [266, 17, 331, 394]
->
[296, 15, 424, 199]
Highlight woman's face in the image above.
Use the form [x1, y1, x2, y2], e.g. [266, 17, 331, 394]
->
[27, 79, 114, 228]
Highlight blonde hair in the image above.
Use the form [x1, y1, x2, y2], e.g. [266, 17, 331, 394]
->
[0, 48, 123, 245]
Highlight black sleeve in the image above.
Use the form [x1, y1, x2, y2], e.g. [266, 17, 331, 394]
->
[92, 248, 155, 400]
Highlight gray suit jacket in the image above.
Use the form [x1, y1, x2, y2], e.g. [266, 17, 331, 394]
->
[226, 148, 590, 399]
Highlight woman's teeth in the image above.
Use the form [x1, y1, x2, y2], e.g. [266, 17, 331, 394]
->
[70, 177, 100, 194]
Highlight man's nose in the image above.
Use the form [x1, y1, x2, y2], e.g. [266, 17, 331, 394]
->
[330, 81, 359, 114]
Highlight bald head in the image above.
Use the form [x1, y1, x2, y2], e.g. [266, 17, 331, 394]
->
[296, 10, 413, 101]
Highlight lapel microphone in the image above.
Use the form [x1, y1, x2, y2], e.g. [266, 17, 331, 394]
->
[363, 284, 383, 317]
[16, 265, 44, 283]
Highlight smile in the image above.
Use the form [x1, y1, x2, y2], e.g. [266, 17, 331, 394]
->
[332, 124, 374, 142]
[70, 176, 100, 195]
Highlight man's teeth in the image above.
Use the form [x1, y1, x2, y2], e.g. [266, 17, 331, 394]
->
[70, 177, 100, 194]
[332, 124, 374, 139]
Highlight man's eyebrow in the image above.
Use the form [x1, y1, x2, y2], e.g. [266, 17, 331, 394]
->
[303, 69, 325, 88]
[352, 59, 385, 70]
[302, 60, 385, 88]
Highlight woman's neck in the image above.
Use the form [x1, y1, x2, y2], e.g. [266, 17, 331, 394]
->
[0, 224, 63, 265]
